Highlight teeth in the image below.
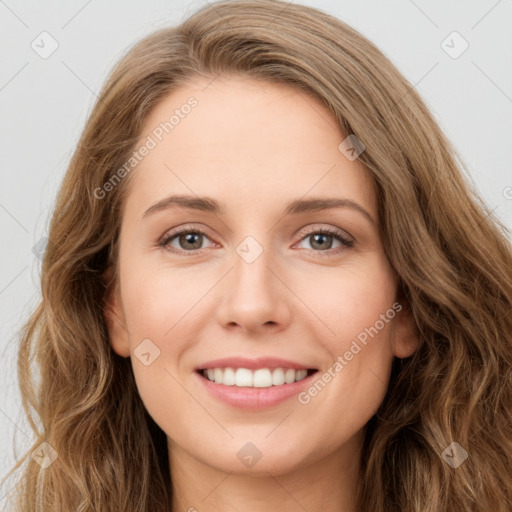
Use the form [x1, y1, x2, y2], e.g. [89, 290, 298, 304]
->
[223, 367, 236, 386]
[272, 368, 285, 386]
[285, 368, 296, 384]
[202, 367, 310, 387]
[253, 369, 272, 388]
[235, 368, 252, 387]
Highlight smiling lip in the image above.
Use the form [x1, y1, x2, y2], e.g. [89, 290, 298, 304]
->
[196, 356, 313, 371]
[195, 356, 318, 410]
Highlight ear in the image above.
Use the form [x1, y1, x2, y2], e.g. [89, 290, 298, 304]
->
[391, 301, 420, 359]
[102, 266, 131, 358]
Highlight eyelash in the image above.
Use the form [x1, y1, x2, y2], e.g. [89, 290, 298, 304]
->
[158, 224, 354, 257]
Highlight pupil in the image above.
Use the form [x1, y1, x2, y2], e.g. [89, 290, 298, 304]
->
[181, 233, 201, 250]
[312, 233, 332, 250]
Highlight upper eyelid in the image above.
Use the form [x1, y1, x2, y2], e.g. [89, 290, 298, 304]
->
[161, 223, 352, 237]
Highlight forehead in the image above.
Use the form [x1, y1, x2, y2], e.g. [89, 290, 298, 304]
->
[123, 75, 376, 219]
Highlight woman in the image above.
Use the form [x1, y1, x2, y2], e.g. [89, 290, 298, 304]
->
[5, 0, 512, 510]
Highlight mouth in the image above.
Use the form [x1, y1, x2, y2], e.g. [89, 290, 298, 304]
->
[194, 357, 320, 409]
[196, 367, 318, 388]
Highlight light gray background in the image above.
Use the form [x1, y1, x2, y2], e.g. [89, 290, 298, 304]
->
[1, 0, 511, 505]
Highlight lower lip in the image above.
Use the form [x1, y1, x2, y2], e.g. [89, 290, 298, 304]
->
[195, 370, 317, 410]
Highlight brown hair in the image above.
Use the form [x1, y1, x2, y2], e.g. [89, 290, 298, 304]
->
[4, 1, 512, 510]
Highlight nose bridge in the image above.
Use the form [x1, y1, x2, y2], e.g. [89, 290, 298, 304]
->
[231, 232, 277, 300]
[216, 230, 291, 329]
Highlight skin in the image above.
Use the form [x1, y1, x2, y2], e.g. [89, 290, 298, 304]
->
[104, 75, 419, 512]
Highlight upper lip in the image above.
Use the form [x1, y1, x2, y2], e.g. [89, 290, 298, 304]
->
[196, 357, 316, 371]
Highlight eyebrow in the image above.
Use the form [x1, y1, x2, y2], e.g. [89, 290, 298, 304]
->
[142, 194, 375, 225]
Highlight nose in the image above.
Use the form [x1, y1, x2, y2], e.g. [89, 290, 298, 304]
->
[214, 239, 293, 334]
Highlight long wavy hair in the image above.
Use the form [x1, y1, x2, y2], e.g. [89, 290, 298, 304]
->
[4, 0, 512, 510]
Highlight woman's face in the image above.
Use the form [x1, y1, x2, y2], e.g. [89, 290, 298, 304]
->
[105, 75, 417, 476]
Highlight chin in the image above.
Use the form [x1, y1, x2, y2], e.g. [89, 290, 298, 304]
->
[195, 438, 312, 476]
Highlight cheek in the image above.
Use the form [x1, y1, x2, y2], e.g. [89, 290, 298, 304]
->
[298, 255, 397, 348]
[120, 256, 204, 347]
[120, 266, 198, 434]
[296, 255, 397, 413]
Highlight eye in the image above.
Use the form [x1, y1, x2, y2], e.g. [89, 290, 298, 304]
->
[158, 226, 216, 254]
[158, 225, 354, 256]
[294, 227, 354, 256]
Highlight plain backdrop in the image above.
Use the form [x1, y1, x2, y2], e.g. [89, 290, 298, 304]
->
[1, 0, 511, 504]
